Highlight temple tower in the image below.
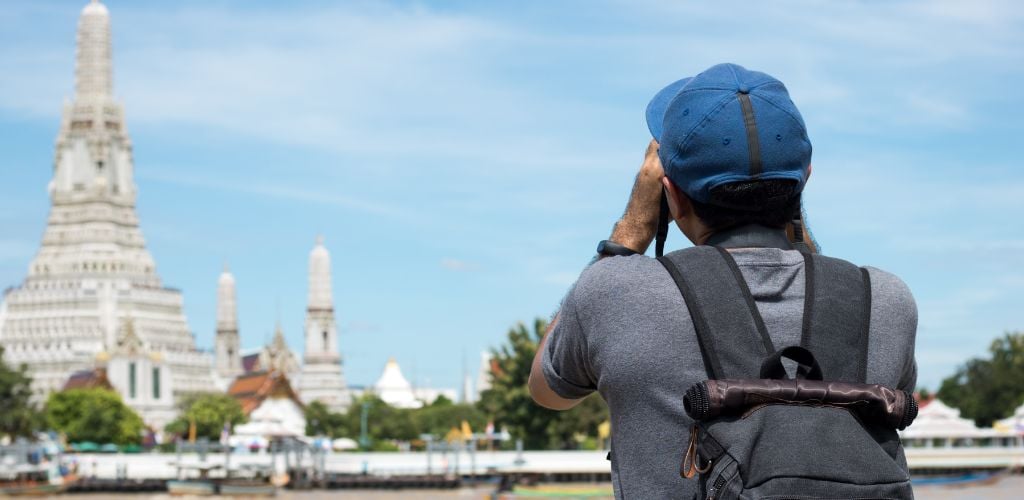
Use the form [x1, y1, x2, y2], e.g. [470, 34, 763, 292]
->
[215, 266, 241, 380]
[0, 0, 216, 421]
[296, 236, 349, 411]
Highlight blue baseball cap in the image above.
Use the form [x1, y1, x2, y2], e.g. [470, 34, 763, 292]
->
[646, 63, 812, 204]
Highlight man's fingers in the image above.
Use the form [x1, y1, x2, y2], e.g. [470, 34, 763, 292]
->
[646, 139, 659, 157]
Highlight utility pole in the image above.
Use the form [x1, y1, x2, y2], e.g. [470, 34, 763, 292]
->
[359, 401, 370, 449]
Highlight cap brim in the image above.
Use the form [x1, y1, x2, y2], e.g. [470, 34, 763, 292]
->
[645, 77, 692, 141]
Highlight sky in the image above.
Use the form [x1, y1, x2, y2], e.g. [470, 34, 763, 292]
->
[1, 0, 1022, 393]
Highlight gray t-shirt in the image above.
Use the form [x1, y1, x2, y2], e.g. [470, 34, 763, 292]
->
[542, 248, 917, 499]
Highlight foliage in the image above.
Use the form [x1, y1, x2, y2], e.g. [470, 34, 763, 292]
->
[305, 400, 352, 438]
[165, 393, 247, 440]
[937, 332, 1024, 427]
[303, 393, 486, 449]
[302, 317, 613, 451]
[415, 396, 486, 437]
[0, 347, 41, 439]
[477, 318, 609, 449]
[45, 388, 144, 445]
[352, 394, 419, 443]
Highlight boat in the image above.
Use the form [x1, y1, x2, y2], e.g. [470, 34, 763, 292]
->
[166, 479, 216, 496]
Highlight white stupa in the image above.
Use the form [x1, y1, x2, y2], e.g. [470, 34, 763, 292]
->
[0, 0, 217, 421]
[374, 358, 422, 409]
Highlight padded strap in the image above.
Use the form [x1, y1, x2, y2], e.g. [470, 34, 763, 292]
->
[799, 254, 872, 383]
[658, 247, 775, 379]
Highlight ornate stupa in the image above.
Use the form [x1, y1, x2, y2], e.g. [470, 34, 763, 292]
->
[215, 265, 242, 380]
[259, 324, 301, 377]
[0, 0, 216, 422]
[296, 236, 349, 411]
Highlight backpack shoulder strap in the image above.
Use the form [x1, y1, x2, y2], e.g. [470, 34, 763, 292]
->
[658, 246, 775, 380]
[800, 253, 872, 383]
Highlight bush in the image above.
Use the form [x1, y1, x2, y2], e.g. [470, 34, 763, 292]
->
[45, 388, 144, 445]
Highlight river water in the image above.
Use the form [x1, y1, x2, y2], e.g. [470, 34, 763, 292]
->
[52, 476, 1024, 499]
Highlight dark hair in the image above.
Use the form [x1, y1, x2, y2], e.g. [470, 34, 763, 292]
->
[690, 179, 801, 230]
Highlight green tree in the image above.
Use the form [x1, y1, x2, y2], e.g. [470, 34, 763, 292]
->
[937, 331, 1024, 427]
[165, 393, 247, 440]
[305, 401, 352, 438]
[350, 394, 418, 445]
[415, 395, 486, 437]
[477, 318, 609, 449]
[0, 347, 40, 439]
[45, 388, 144, 445]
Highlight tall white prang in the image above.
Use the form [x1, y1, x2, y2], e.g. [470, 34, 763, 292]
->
[0, 0, 216, 428]
[215, 265, 241, 380]
[296, 236, 349, 411]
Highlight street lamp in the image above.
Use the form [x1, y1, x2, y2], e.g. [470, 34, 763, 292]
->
[359, 401, 370, 449]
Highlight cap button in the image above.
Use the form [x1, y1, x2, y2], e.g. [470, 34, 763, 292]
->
[737, 84, 750, 94]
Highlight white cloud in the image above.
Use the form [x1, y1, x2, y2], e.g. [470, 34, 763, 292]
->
[138, 168, 408, 219]
[440, 258, 479, 272]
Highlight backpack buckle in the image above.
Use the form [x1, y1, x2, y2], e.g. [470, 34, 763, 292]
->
[681, 425, 713, 479]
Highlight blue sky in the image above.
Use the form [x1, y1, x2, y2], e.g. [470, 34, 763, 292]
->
[1, 0, 1022, 392]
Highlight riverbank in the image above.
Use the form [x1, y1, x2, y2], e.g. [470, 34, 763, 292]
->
[36, 476, 1024, 499]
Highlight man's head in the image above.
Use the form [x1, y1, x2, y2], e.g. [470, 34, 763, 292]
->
[646, 63, 811, 241]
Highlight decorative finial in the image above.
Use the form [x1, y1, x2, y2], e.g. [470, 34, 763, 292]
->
[316, 234, 324, 246]
[223, 261, 229, 272]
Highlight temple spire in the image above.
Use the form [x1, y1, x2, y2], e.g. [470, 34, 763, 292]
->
[75, 0, 113, 102]
[216, 265, 237, 332]
[298, 235, 347, 411]
[307, 235, 333, 310]
[215, 265, 241, 379]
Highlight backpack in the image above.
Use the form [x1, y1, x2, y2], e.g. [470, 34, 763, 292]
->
[658, 246, 917, 500]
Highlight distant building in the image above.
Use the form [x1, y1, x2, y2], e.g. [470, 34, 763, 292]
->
[0, 0, 460, 430]
[371, 358, 456, 409]
[98, 318, 177, 429]
[257, 325, 301, 379]
[0, 0, 217, 426]
[214, 266, 242, 380]
[62, 368, 113, 391]
[295, 237, 349, 412]
[215, 238, 349, 412]
[229, 371, 306, 438]
[475, 352, 496, 401]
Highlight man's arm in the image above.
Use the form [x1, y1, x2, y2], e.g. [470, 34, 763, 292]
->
[528, 140, 665, 410]
[528, 315, 581, 410]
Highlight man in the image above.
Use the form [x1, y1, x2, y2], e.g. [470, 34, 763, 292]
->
[528, 63, 917, 498]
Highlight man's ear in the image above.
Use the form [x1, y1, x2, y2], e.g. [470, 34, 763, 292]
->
[662, 177, 691, 222]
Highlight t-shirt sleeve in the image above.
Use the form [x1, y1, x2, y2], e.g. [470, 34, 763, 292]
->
[541, 286, 597, 400]
[866, 267, 919, 392]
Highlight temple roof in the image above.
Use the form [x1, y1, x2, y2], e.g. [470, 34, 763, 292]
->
[228, 370, 303, 415]
[62, 368, 113, 391]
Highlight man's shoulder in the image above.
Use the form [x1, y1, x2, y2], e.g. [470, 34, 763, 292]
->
[571, 255, 668, 302]
[862, 265, 917, 313]
[816, 257, 917, 321]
